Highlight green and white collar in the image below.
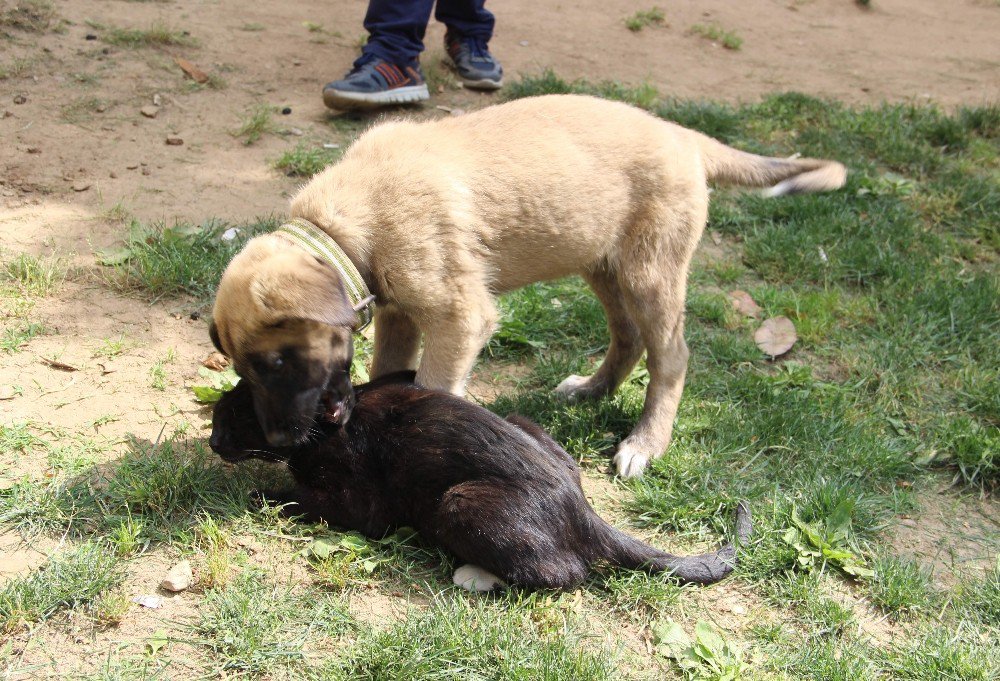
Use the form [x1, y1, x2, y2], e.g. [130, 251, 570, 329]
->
[276, 217, 375, 331]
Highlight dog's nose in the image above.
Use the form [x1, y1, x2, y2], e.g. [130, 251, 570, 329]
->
[265, 430, 294, 447]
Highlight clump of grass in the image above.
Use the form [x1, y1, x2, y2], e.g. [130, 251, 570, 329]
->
[274, 143, 343, 177]
[424, 49, 460, 92]
[0, 0, 55, 33]
[89, 589, 131, 628]
[690, 22, 743, 50]
[624, 7, 666, 32]
[234, 104, 276, 145]
[60, 96, 108, 123]
[0, 543, 121, 634]
[957, 560, 999, 626]
[102, 22, 196, 49]
[2, 252, 66, 296]
[149, 349, 175, 391]
[196, 569, 353, 676]
[240, 22, 265, 32]
[330, 594, 616, 679]
[1, 322, 44, 353]
[502, 69, 660, 109]
[867, 555, 934, 620]
[97, 216, 278, 302]
[0, 57, 35, 80]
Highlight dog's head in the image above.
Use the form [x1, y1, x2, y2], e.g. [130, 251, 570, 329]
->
[210, 234, 358, 446]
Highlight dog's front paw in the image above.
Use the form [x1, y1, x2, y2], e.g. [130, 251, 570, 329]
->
[554, 374, 592, 402]
[613, 443, 650, 479]
[453, 564, 505, 592]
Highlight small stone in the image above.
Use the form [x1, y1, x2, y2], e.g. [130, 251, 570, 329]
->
[281, 106, 292, 115]
[287, 127, 304, 136]
[26, 146, 41, 154]
[126, 163, 139, 170]
[153, 93, 163, 106]
[71, 181, 91, 192]
[85, 33, 97, 41]
[189, 310, 202, 321]
[95, 102, 107, 113]
[165, 136, 184, 146]
[160, 560, 193, 592]
[140, 105, 159, 119]
[141, 166, 151, 176]
[731, 604, 747, 616]
[900, 518, 918, 528]
[519, 40, 530, 47]
[292, 59, 302, 66]
[109, 171, 117, 178]
[2, 110, 12, 119]
[13, 94, 27, 105]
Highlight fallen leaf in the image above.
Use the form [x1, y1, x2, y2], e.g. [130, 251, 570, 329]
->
[201, 351, 229, 371]
[146, 629, 169, 655]
[174, 57, 209, 84]
[71, 181, 91, 192]
[94, 247, 132, 266]
[132, 594, 162, 609]
[729, 290, 762, 318]
[754, 316, 798, 357]
[41, 357, 79, 372]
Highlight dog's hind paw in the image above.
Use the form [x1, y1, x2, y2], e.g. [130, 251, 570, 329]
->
[554, 374, 591, 401]
[453, 564, 505, 592]
[613, 444, 650, 479]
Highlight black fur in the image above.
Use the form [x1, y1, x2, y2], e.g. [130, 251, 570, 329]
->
[210, 372, 752, 589]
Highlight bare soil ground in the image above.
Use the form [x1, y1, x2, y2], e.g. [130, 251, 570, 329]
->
[1, 0, 999, 677]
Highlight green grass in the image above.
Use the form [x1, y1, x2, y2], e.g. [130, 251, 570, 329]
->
[1, 321, 44, 353]
[97, 217, 278, 303]
[0, 543, 121, 634]
[624, 7, 666, 32]
[274, 143, 344, 177]
[196, 569, 353, 676]
[101, 22, 196, 49]
[234, 103, 276, 145]
[690, 23, 743, 50]
[0, 0, 55, 33]
[327, 595, 617, 680]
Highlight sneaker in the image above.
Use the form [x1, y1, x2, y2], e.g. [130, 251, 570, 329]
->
[445, 32, 503, 90]
[322, 56, 429, 110]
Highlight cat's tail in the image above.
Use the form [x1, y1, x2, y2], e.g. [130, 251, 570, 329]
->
[594, 501, 752, 585]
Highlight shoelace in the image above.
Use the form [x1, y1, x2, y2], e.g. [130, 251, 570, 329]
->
[464, 37, 491, 61]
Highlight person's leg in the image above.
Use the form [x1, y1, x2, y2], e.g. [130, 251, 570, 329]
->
[434, 0, 495, 41]
[435, 1, 502, 90]
[322, 0, 434, 109]
[361, 0, 436, 68]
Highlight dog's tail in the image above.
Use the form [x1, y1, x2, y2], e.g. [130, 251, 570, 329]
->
[694, 132, 847, 197]
[593, 501, 752, 585]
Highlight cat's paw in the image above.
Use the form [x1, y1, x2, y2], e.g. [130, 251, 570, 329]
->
[453, 564, 505, 592]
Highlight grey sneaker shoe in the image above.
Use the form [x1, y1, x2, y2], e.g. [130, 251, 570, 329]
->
[323, 56, 429, 110]
[445, 32, 503, 90]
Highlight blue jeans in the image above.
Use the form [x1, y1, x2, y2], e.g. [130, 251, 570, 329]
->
[358, 0, 494, 68]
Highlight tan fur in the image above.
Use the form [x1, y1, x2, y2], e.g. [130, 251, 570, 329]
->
[213, 94, 846, 476]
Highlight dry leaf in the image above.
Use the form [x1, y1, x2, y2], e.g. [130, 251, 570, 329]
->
[174, 57, 209, 84]
[201, 351, 229, 371]
[41, 357, 79, 372]
[754, 316, 797, 357]
[729, 290, 762, 318]
[98, 362, 117, 375]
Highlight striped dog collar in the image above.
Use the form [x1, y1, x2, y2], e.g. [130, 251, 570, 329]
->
[276, 218, 374, 331]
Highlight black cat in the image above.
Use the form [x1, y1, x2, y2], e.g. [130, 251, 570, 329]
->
[209, 372, 751, 591]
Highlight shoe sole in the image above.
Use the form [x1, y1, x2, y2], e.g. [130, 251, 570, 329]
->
[323, 84, 430, 110]
[443, 56, 503, 91]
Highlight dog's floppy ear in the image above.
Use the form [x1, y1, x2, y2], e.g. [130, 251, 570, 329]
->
[208, 319, 224, 353]
[251, 255, 356, 328]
